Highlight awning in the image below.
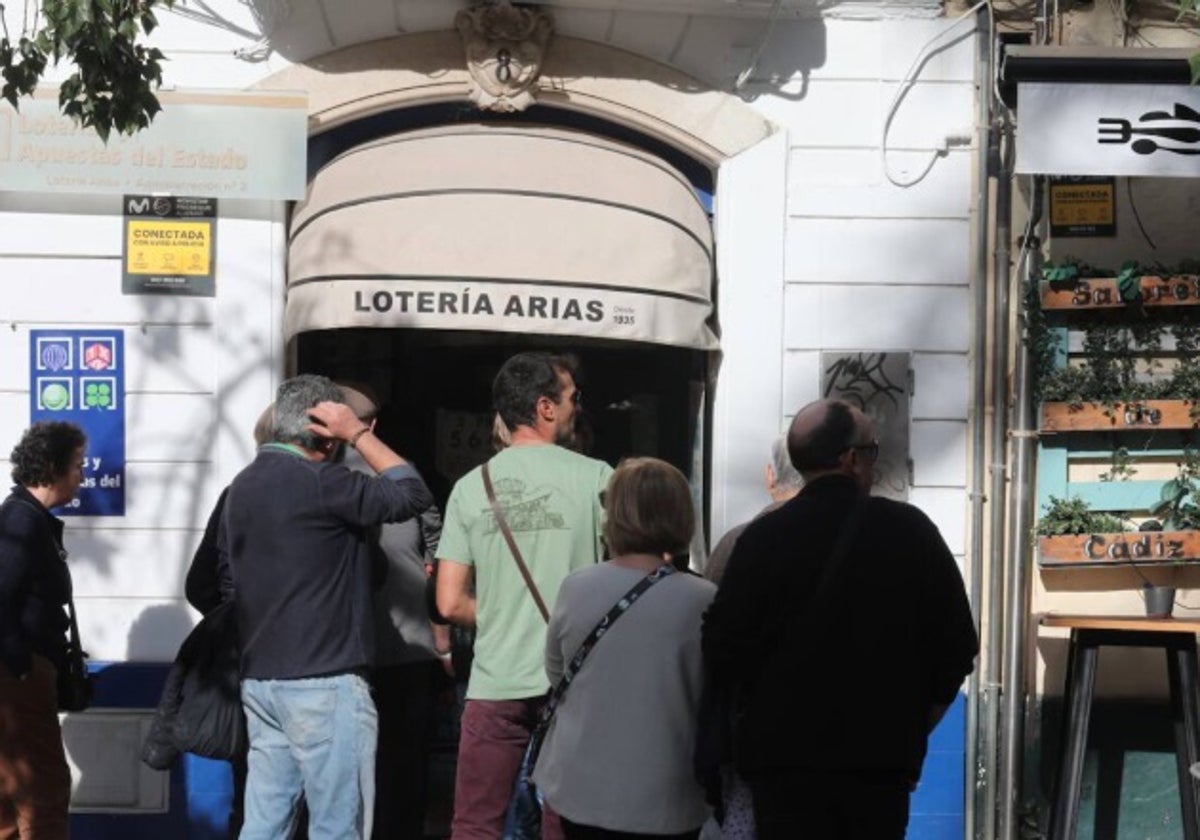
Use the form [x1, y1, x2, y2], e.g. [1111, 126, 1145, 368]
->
[287, 124, 716, 350]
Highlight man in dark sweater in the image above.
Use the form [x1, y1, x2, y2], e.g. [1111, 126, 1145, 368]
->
[221, 374, 433, 840]
[701, 398, 978, 839]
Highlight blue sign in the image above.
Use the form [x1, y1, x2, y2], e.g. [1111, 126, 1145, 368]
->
[29, 330, 126, 516]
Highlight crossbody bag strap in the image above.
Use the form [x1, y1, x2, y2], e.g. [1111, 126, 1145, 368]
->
[539, 563, 676, 729]
[482, 461, 550, 623]
[811, 495, 867, 607]
[65, 597, 84, 654]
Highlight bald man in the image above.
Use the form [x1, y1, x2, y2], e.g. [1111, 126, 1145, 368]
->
[701, 399, 977, 840]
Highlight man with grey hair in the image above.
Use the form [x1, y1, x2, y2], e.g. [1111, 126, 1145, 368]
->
[702, 398, 977, 839]
[704, 435, 803, 585]
[221, 374, 433, 840]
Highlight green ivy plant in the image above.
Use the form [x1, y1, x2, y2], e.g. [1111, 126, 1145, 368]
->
[1036, 495, 1128, 536]
[0, 0, 175, 141]
[1152, 447, 1200, 531]
[1031, 260, 1200, 410]
[1099, 445, 1138, 482]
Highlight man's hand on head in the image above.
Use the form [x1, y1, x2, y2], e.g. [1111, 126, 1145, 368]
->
[307, 401, 369, 443]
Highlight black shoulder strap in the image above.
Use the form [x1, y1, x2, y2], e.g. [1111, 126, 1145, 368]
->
[529, 563, 676, 765]
[810, 495, 867, 607]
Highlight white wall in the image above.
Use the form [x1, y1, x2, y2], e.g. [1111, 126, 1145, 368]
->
[728, 16, 977, 560]
[0, 192, 285, 661]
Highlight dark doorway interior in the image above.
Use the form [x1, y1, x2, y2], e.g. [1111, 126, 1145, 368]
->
[296, 328, 709, 513]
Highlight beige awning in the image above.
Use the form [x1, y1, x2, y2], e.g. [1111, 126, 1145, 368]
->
[286, 124, 716, 350]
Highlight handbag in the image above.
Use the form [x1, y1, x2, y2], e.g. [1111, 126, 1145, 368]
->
[58, 578, 94, 712]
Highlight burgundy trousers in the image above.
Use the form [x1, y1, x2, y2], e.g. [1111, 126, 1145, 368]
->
[0, 655, 71, 840]
[450, 698, 563, 840]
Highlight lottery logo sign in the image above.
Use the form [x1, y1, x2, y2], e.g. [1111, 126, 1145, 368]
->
[29, 330, 126, 516]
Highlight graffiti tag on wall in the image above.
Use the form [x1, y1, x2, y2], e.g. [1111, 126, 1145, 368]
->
[821, 351, 911, 501]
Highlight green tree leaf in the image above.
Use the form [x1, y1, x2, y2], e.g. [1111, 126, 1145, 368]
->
[1, 0, 175, 140]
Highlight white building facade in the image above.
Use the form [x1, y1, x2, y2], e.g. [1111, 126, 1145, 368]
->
[0, 1, 981, 836]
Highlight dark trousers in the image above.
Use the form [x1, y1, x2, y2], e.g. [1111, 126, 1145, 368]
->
[450, 698, 563, 840]
[372, 661, 438, 840]
[0, 656, 71, 840]
[560, 818, 700, 840]
[749, 772, 909, 840]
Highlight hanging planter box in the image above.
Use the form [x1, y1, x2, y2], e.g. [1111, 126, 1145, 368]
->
[1038, 531, 1200, 567]
[1040, 400, 1199, 433]
[1041, 275, 1200, 311]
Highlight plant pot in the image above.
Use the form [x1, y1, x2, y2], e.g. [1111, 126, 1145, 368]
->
[1144, 583, 1177, 618]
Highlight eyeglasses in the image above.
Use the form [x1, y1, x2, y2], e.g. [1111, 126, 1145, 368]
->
[847, 440, 880, 463]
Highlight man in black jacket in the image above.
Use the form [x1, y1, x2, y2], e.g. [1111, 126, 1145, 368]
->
[221, 374, 433, 840]
[701, 398, 978, 839]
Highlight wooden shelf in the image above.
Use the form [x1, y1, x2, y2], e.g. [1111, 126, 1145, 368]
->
[1038, 531, 1200, 567]
[1041, 400, 1199, 433]
[1041, 275, 1200, 311]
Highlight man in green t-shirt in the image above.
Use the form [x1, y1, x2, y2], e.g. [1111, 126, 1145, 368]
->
[437, 352, 612, 840]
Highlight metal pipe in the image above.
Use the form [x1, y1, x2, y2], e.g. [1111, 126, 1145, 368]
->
[982, 104, 1014, 840]
[998, 175, 1043, 840]
[966, 11, 995, 838]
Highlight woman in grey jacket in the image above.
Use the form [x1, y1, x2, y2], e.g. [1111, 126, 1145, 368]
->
[533, 457, 716, 840]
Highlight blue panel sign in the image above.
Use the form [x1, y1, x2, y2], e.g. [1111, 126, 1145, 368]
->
[29, 330, 126, 516]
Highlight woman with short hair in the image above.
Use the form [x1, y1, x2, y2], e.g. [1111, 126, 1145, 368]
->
[0, 421, 88, 840]
[533, 457, 716, 840]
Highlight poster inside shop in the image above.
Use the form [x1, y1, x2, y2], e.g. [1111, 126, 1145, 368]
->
[29, 330, 126, 516]
[123, 195, 217, 296]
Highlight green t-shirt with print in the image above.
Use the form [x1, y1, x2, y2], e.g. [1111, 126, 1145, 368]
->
[438, 444, 613, 700]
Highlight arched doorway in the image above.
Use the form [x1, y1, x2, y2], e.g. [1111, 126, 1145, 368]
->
[288, 121, 715, 506]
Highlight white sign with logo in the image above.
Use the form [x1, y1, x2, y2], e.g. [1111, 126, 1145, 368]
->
[1016, 83, 1200, 177]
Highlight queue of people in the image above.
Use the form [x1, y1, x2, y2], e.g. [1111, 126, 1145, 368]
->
[0, 350, 978, 840]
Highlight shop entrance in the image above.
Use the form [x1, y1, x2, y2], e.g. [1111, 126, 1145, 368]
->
[296, 328, 709, 514]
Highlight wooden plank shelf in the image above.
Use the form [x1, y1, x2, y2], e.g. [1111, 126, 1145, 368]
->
[1042, 275, 1200, 311]
[1041, 400, 1199, 432]
[1039, 531, 1200, 567]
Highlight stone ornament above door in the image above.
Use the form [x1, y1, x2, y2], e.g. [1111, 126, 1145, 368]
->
[455, 0, 554, 112]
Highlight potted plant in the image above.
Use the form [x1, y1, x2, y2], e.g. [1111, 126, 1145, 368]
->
[1138, 448, 1200, 616]
[1036, 495, 1131, 567]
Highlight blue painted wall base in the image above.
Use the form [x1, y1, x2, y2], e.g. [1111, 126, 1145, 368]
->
[908, 694, 967, 840]
[69, 663, 236, 840]
[70, 665, 967, 839]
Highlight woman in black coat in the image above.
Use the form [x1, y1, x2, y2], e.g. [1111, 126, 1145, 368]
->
[0, 421, 87, 840]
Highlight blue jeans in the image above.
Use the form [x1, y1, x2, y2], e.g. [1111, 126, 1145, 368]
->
[240, 673, 378, 840]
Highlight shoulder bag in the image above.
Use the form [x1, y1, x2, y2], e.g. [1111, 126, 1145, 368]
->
[59, 590, 94, 712]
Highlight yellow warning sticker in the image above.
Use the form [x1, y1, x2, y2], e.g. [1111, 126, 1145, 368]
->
[125, 220, 212, 276]
[1049, 183, 1114, 227]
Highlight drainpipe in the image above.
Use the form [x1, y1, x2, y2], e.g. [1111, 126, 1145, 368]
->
[982, 99, 1014, 840]
[998, 176, 1044, 840]
[966, 11, 994, 839]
